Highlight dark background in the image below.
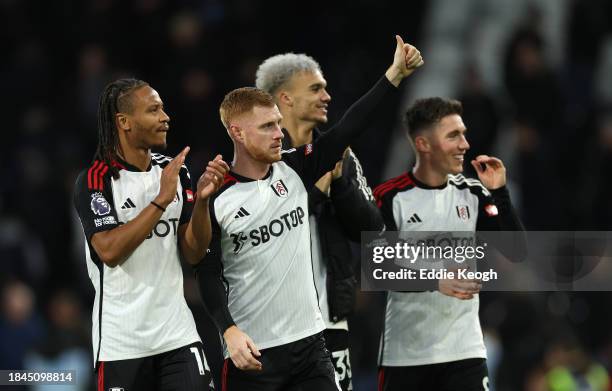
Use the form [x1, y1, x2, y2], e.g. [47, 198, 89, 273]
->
[1, 0, 612, 390]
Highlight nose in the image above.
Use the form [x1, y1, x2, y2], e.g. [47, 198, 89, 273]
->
[161, 108, 170, 123]
[274, 124, 284, 140]
[321, 89, 331, 103]
[460, 135, 470, 150]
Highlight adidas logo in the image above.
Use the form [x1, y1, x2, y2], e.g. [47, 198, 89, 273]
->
[406, 213, 422, 223]
[121, 198, 136, 209]
[234, 207, 250, 219]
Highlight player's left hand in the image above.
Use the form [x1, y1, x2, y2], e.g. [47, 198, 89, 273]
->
[471, 155, 506, 190]
[197, 154, 230, 200]
[386, 35, 424, 86]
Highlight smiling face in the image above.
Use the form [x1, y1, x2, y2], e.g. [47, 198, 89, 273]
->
[422, 114, 470, 175]
[284, 70, 331, 125]
[117, 85, 170, 150]
[232, 104, 284, 163]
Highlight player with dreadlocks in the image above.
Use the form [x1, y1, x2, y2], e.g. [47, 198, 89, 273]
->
[74, 78, 229, 390]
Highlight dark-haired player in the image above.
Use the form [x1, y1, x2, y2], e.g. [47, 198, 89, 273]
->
[374, 97, 525, 391]
[73, 78, 229, 390]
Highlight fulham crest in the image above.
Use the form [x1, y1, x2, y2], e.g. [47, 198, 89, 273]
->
[271, 180, 289, 198]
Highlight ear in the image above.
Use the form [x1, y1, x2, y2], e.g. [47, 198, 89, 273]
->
[413, 135, 430, 153]
[228, 124, 244, 144]
[278, 91, 293, 108]
[116, 113, 130, 131]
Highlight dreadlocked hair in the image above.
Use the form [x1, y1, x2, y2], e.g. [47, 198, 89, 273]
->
[93, 78, 149, 178]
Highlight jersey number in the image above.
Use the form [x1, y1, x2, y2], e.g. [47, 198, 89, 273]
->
[331, 349, 352, 381]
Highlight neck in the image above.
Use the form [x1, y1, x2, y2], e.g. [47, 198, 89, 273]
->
[412, 158, 448, 187]
[231, 147, 271, 180]
[118, 143, 151, 171]
[281, 114, 314, 147]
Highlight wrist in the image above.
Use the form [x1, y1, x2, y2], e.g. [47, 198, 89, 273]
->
[152, 196, 170, 209]
[223, 325, 237, 339]
[194, 196, 209, 208]
[385, 66, 404, 87]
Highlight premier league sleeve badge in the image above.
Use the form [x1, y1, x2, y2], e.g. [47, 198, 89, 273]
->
[91, 192, 112, 216]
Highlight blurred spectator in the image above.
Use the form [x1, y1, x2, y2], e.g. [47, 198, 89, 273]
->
[0, 280, 44, 369]
[525, 333, 609, 391]
[503, 26, 565, 229]
[24, 290, 91, 390]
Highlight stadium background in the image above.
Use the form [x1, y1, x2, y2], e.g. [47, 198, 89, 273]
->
[1, 0, 612, 389]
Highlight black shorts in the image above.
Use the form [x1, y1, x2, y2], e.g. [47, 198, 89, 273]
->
[97, 341, 215, 391]
[221, 332, 340, 391]
[324, 329, 353, 391]
[378, 358, 489, 391]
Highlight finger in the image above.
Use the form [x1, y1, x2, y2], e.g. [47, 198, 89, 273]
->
[208, 160, 229, 171]
[406, 52, 422, 66]
[242, 351, 262, 370]
[458, 293, 474, 300]
[246, 338, 261, 357]
[214, 155, 230, 172]
[175, 146, 190, 162]
[407, 49, 421, 61]
[205, 166, 226, 179]
[471, 160, 484, 174]
[403, 44, 416, 57]
[406, 55, 423, 69]
[231, 357, 243, 370]
[167, 147, 190, 172]
[486, 157, 504, 169]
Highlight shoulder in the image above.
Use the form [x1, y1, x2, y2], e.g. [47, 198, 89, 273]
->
[448, 174, 491, 197]
[373, 173, 416, 206]
[75, 160, 112, 193]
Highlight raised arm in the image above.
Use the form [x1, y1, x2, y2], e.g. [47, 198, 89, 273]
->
[284, 35, 423, 187]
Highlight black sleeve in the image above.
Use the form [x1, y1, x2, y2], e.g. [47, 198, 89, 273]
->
[330, 151, 384, 241]
[374, 189, 398, 232]
[179, 165, 195, 225]
[476, 186, 524, 231]
[476, 186, 527, 262]
[195, 201, 235, 334]
[73, 169, 119, 241]
[283, 76, 398, 189]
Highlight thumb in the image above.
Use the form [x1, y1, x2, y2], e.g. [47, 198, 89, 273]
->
[214, 154, 223, 161]
[395, 34, 405, 49]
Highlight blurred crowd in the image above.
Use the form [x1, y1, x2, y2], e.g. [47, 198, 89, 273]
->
[1, 0, 611, 390]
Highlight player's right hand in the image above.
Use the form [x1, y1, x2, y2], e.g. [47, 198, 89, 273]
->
[156, 147, 190, 207]
[438, 268, 482, 300]
[223, 325, 262, 371]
